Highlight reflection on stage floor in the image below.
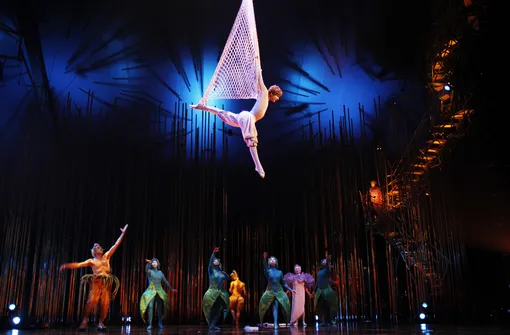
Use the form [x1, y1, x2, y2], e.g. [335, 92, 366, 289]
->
[1, 323, 509, 334]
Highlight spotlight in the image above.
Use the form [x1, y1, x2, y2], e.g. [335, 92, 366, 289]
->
[12, 316, 21, 325]
[419, 313, 426, 320]
[422, 302, 428, 308]
[8, 304, 16, 311]
[444, 84, 451, 91]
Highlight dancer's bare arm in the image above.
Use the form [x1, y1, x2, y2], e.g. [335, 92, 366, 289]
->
[60, 259, 92, 271]
[105, 224, 128, 259]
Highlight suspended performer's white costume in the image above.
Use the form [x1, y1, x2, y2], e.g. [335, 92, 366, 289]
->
[189, 0, 279, 179]
[191, 69, 268, 178]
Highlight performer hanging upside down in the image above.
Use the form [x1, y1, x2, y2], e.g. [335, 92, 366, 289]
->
[140, 258, 178, 330]
[59, 224, 128, 331]
[229, 270, 246, 327]
[190, 59, 283, 179]
[259, 252, 296, 329]
[202, 247, 230, 332]
[284, 264, 315, 327]
[314, 255, 339, 327]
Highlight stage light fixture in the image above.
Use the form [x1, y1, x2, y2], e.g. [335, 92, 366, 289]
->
[419, 313, 426, 320]
[12, 316, 21, 326]
[422, 302, 428, 308]
[8, 304, 16, 311]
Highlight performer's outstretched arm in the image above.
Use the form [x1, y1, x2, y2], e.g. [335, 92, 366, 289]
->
[326, 255, 333, 274]
[105, 224, 128, 259]
[59, 259, 92, 271]
[162, 274, 177, 291]
[208, 247, 220, 275]
[254, 56, 267, 94]
[281, 275, 296, 294]
[262, 252, 269, 277]
[145, 260, 152, 274]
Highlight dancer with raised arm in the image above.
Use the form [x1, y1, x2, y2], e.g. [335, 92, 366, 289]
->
[314, 255, 339, 327]
[190, 60, 282, 179]
[140, 258, 178, 330]
[202, 247, 230, 332]
[284, 264, 315, 327]
[59, 225, 128, 331]
[259, 252, 295, 329]
[229, 270, 246, 327]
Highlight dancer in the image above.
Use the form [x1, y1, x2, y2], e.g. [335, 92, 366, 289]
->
[59, 224, 128, 330]
[284, 264, 315, 327]
[190, 59, 283, 179]
[314, 255, 339, 327]
[229, 270, 246, 327]
[259, 252, 295, 329]
[140, 258, 178, 330]
[202, 247, 230, 332]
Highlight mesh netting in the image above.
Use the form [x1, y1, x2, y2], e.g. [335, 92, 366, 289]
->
[199, 0, 261, 105]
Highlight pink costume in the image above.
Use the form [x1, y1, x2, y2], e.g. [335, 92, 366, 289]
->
[284, 272, 315, 326]
[216, 84, 268, 147]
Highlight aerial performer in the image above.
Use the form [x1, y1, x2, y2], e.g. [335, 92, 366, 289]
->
[140, 258, 178, 329]
[284, 264, 315, 327]
[190, 0, 283, 179]
[202, 247, 230, 332]
[59, 225, 128, 331]
[259, 252, 295, 329]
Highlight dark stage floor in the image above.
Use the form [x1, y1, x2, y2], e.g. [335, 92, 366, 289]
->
[2, 323, 509, 335]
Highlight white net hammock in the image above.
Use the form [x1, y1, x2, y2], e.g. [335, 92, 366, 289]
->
[199, 0, 262, 106]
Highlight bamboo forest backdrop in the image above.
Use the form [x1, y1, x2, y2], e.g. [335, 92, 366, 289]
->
[0, 92, 468, 326]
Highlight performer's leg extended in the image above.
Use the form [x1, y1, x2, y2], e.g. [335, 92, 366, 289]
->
[235, 297, 244, 326]
[209, 299, 223, 331]
[80, 280, 101, 329]
[272, 299, 279, 329]
[98, 283, 111, 329]
[317, 298, 331, 327]
[147, 298, 155, 329]
[156, 296, 164, 328]
[248, 145, 265, 178]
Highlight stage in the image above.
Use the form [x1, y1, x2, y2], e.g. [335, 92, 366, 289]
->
[2, 324, 509, 334]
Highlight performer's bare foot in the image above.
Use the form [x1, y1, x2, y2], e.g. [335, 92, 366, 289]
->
[78, 320, 87, 330]
[189, 103, 205, 111]
[255, 167, 265, 178]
